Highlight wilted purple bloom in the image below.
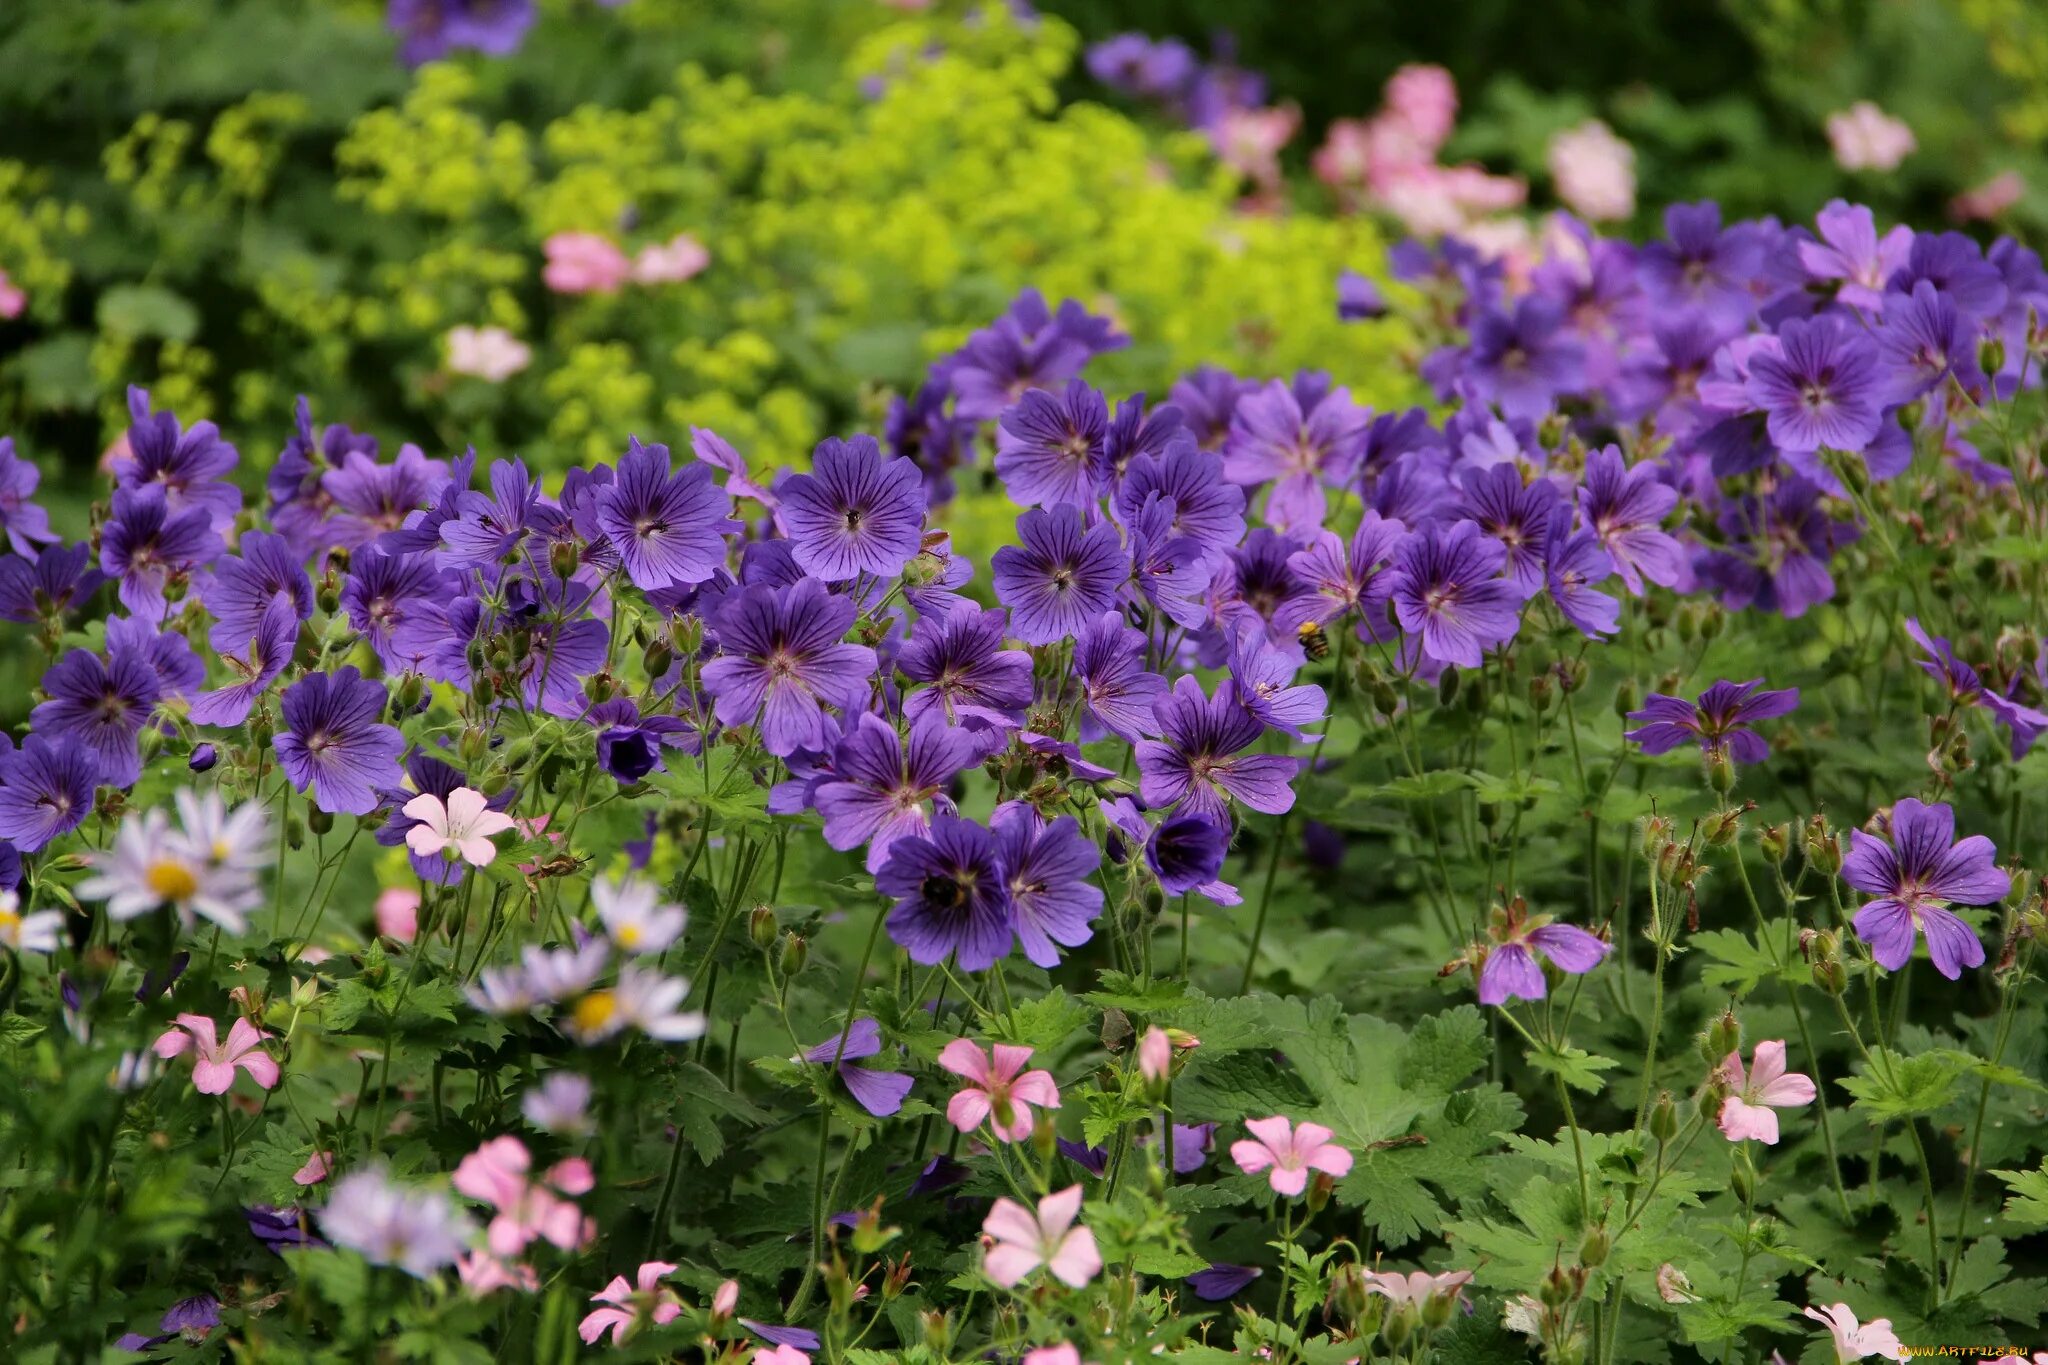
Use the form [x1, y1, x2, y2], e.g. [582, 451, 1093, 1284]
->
[1337, 270, 1387, 321]
[204, 531, 313, 651]
[701, 579, 877, 757]
[945, 289, 1128, 422]
[587, 698, 697, 783]
[115, 387, 242, 531]
[1697, 478, 1848, 619]
[1625, 678, 1798, 764]
[878, 815, 1013, 971]
[1075, 611, 1165, 742]
[1388, 520, 1522, 670]
[0, 543, 104, 624]
[274, 666, 405, 815]
[1016, 730, 1116, 782]
[1877, 280, 1985, 405]
[1456, 297, 1587, 422]
[190, 600, 299, 727]
[1478, 919, 1611, 1005]
[116, 1294, 223, 1351]
[269, 395, 380, 553]
[1887, 231, 2008, 323]
[388, 0, 535, 66]
[777, 434, 926, 582]
[1114, 445, 1245, 561]
[32, 648, 161, 787]
[1223, 375, 1368, 533]
[741, 1323, 823, 1352]
[1136, 676, 1298, 822]
[898, 605, 1032, 729]
[1577, 446, 1683, 595]
[340, 547, 445, 673]
[0, 438, 56, 555]
[815, 713, 982, 872]
[1148, 812, 1230, 896]
[439, 457, 550, 569]
[1798, 200, 1913, 312]
[1746, 316, 1884, 453]
[99, 486, 222, 623]
[995, 378, 1110, 510]
[1543, 504, 1619, 638]
[0, 734, 99, 851]
[804, 1018, 914, 1118]
[990, 804, 1102, 967]
[990, 508, 1126, 646]
[1456, 463, 1558, 598]
[1227, 630, 1326, 740]
[1188, 1263, 1262, 1301]
[1843, 797, 2004, 979]
[586, 437, 736, 590]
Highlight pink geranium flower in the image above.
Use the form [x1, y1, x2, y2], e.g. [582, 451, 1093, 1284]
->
[452, 1135, 595, 1257]
[458, 1250, 539, 1296]
[982, 1185, 1102, 1289]
[543, 232, 632, 295]
[293, 1150, 334, 1186]
[1363, 1268, 1474, 1307]
[0, 269, 23, 320]
[753, 1348, 811, 1365]
[578, 1261, 683, 1346]
[404, 786, 516, 868]
[1803, 1302, 1907, 1363]
[1136, 1025, 1172, 1083]
[1230, 1115, 1353, 1196]
[632, 234, 710, 284]
[938, 1038, 1060, 1142]
[151, 1014, 279, 1094]
[376, 886, 420, 942]
[1023, 1347, 1084, 1365]
[1717, 1040, 1817, 1144]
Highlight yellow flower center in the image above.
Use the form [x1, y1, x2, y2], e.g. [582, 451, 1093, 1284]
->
[573, 991, 618, 1035]
[146, 859, 201, 901]
[617, 923, 643, 949]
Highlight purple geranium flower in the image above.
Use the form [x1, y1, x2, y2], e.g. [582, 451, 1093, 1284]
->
[32, 648, 162, 787]
[99, 486, 223, 623]
[945, 289, 1128, 421]
[1904, 618, 1981, 702]
[1697, 478, 1848, 619]
[0, 734, 99, 852]
[815, 713, 982, 872]
[438, 457, 550, 570]
[1075, 611, 1165, 742]
[1843, 797, 2005, 979]
[701, 578, 877, 757]
[269, 395, 381, 554]
[107, 615, 204, 700]
[1478, 917, 1611, 1005]
[1798, 200, 1913, 312]
[990, 804, 1102, 968]
[0, 437, 57, 555]
[340, 547, 445, 674]
[274, 666, 406, 815]
[803, 1018, 914, 1118]
[1577, 445, 1684, 596]
[1227, 630, 1326, 740]
[777, 435, 925, 582]
[1625, 678, 1798, 764]
[1114, 444, 1245, 564]
[323, 445, 449, 551]
[1745, 317, 1884, 454]
[1102, 393, 1193, 483]
[1277, 513, 1406, 639]
[1640, 202, 1765, 328]
[0, 543, 104, 624]
[1543, 504, 1620, 638]
[190, 599, 299, 727]
[1188, 1263, 1262, 1301]
[1877, 280, 1986, 405]
[114, 387, 242, 531]
[898, 606, 1032, 730]
[1886, 231, 2008, 324]
[204, 531, 313, 651]
[1147, 811, 1231, 896]
[1167, 365, 1254, 451]
[247, 1205, 328, 1254]
[1457, 296, 1587, 422]
[388, 0, 536, 66]
[1456, 463, 1558, 598]
[1388, 520, 1522, 670]
[878, 815, 1013, 971]
[1136, 676, 1299, 822]
[994, 378, 1110, 510]
[1338, 270, 1387, 321]
[590, 437, 737, 591]
[1222, 375, 1369, 533]
[1213, 528, 1309, 648]
[990, 508, 1127, 646]
[586, 698, 697, 784]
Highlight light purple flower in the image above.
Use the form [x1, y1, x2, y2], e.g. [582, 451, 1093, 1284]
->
[0, 734, 99, 851]
[1222, 375, 1368, 533]
[990, 508, 1127, 646]
[1543, 504, 1620, 638]
[0, 437, 57, 555]
[700, 579, 877, 757]
[1478, 919, 1610, 1005]
[995, 378, 1110, 510]
[1843, 798, 2003, 979]
[115, 387, 242, 531]
[1388, 520, 1522, 669]
[1136, 676, 1299, 822]
[1226, 630, 1326, 740]
[190, 599, 299, 727]
[274, 666, 406, 815]
[777, 435, 924, 581]
[1577, 445, 1684, 596]
[203, 531, 313, 652]
[99, 486, 223, 623]
[815, 713, 982, 872]
[1745, 317, 1884, 454]
[990, 804, 1102, 968]
[804, 1018, 914, 1118]
[897, 606, 1032, 730]
[1074, 611, 1165, 742]
[592, 437, 738, 590]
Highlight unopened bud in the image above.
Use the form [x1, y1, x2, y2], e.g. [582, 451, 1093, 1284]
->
[307, 807, 333, 836]
[1703, 1010, 1741, 1065]
[550, 540, 578, 579]
[749, 906, 779, 950]
[1438, 668, 1461, 706]
[1528, 674, 1554, 713]
[394, 672, 425, 711]
[1707, 749, 1737, 795]
[1578, 1227, 1610, 1268]
[1539, 1263, 1576, 1308]
[188, 743, 217, 773]
[1804, 815, 1842, 872]
[779, 932, 807, 975]
[285, 816, 305, 850]
[1981, 335, 2007, 379]
[1373, 682, 1400, 718]
[1307, 1169, 1336, 1212]
[1649, 1092, 1678, 1144]
[920, 1310, 951, 1354]
[1614, 678, 1640, 719]
[643, 643, 672, 679]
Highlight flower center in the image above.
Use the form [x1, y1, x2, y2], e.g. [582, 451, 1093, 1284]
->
[573, 991, 618, 1035]
[146, 859, 201, 901]
[920, 872, 970, 911]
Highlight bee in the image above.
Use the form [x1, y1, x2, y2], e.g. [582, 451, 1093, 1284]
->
[1296, 620, 1331, 662]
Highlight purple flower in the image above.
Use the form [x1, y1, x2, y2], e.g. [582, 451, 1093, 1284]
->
[0, 543, 104, 624]
[1227, 630, 1326, 740]
[190, 599, 299, 727]
[1136, 676, 1299, 821]
[107, 615, 204, 699]
[1456, 297, 1587, 422]
[815, 713, 982, 872]
[1074, 611, 1165, 742]
[1843, 798, 2004, 979]
[1338, 270, 1387, 321]
[591, 437, 738, 591]
[1167, 365, 1254, 451]
[247, 1205, 328, 1254]
[990, 508, 1126, 646]
[1120, 492, 1211, 628]
[990, 804, 1102, 968]
[189, 743, 217, 773]
[701, 578, 877, 757]
[32, 648, 162, 787]
[778, 435, 925, 582]
[740, 1322, 823, 1353]
[1798, 200, 1913, 312]
[1543, 504, 1620, 638]
[1213, 529, 1308, 647]
[1188, 1263, 1262, 1301]
[274, 666, 406, 815]
[587, 698, 697, 783]
[1277, 513, 1406, 638]
[1697, 479, 1848, 619]
[1576, 446, 1684, 595]
[995, 378, 1110, 510]
[438, 457, 550, 570]
[203, 531, 313, 651]
[886, 382, 974, 505]
[1222, 375, 1368, 534]
[1456, 463, 1558, 598]
[1877, 280, 1985, 404]
[1887, 231, 2008, 324]
[1388, 520, 1522, 670]
[1904, 618, 1981, 702]
[0, 438, 56, 555]
[878, 815, 1013, 971]
[1114, 444, 1246, 563]
[99, 486, 223, 623]
[1147, 811, 1230, 896]
[340, 547, 445, 673]
[322, 445, 449, 551]
[1102, 394, 1194, 483]
[803, 1018, 914, 1118]
[269, 395, 380, 554]
[1478, 919, 1611, 1005]
[945, 289, 1128, 421]
[388, 0, 535, 66]
[114, 387, 242, 531]
[1625, 678, 1799, 764]
[0, 734, 99, 851]
[898, 606, 1032, 730]
[1641, 202, 1765, 328]
[1745, 317, 1884, 454]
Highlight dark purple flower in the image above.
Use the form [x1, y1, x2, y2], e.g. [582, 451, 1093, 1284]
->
[32, 648, 161, 787]
[1456, 463, 1558, 598]
[340, 547, 446, 674]
[1886, 231, 2008, 323]
[803, 1017, 914, 1118]
[1057, 1138, 1108, 1177]
[1456, 296, 1587, 422]
[990, 804, 1101, 968]
[269, 395, 380, 554]
[1625, 678, 1798, 765]
[322, 445, 450, 551]
[1227, 630, 1326, 740]
[1478, 919, 1610, 1005]
[1121, 492, 1210, 628]
[114, 387, 241, 531]
[1074, 611, 1165, 742]
[991, 508, 1126, 646]
[1697, 479, 1848, 619]
[0, 543, 104, 624]
[1167, 365, 1254, 451]
[741, 1323, 822, 1352]
[0, 438, 56, 555]
[591, 437, 738, 590]
[995, 378, 1110, 510]
[1745, 317, 1884, 454]
[945, 289, 1128, 422]
[1877, 280, 1985, 404]
[388, 0, 535, 66]
[879, 815, 1013, 971]
[1843, 797, 2004, 979]
[247, 1205, 327, 1253]
[1147, 811, 1230, 896]
[898, 605, 1031, 729]
[1641, 202, 1765, 328]
[885, 382, 975, 505]
[701, 578, 877, 757]
[1102, 394, 1193, 484]
[189, 743, 217, 773]
[274, 666, 405, 815]
[815, 713, 982, 872]
[204, 531, 313, 651]
[1188, 1263, 1262, 1301]
[190, 600, 299, 727]
[778, 435, 925, 582]
[1136, 676, 1298, 822]
[1213, 529, 1308, 648]
[376, 752, 516, 885]
[1114, 444, 1245, 562]
[1223, 375, 1368, 533]
[1543, 504, 1619, 638]
[99, 486, 222, 623]
[107, 615, 204, 700]
[587, 697, 697, 783]
[1388, 520, 1522, 670]
[0, 734, 98, 851]
[439, 457, 550, 569]
[1904, 618, 1981, 702]
[381, 448, 473, 555]
[1017, 730, 1116, 782]
[1576, 446, 1683, 596]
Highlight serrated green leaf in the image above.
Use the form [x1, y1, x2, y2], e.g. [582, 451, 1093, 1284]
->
[0, 1014, 45, 1045]
[1525, 1041, 1622, 1094]
[986, 986, 1093, 1056]
[1994, 1165, 2048, 1226]
[1839, 1048, 1963, 1119]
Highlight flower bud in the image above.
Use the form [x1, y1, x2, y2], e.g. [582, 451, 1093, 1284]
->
[1759, 822, 1789, 864]
[550, 539, 579, 580]
[1032, 1112, 1057, 1165]
[1649, 1092, 1678, 1144]
[749, 906, 779, 950]
[1706, 749, 1737, 795]
[307, 807, 333, 836]
[471, 673, 497, 707]
[138, 726, 165, 764]
[1422, 1286, 1458, 1330]
[1614, 678, 1640, 719]
[1307, 1169, 1336, 1212]
[1373, 681, 1401, 717]
[1438, 667, 1461, 706]
[779, 932, 808, 975]
[316, 575, 341, 615]
[1383, 1304, 1416, 1349]
[1804, 815, 1842, 872]
[1539, 1263, 1576, 1309]
[1729, 1150, 1756, 1205]
[394, 672, 425, 711]
[920, 1310, 951, 1355]
[1578, 1227, 1610, 1269]
[584, 672, 616, 703]
[1981, 335, 2007, 379]
[643, 642, 672, 679]
[188, 743, 217, 773]
[1528, 673, 1554, 713]
[1812, 958, 1848, 995]
[285, 816, 305, 851]
[1702, 1010, 1740, 1065]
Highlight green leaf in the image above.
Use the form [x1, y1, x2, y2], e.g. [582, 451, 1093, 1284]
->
[1130, 1244, 1208, 1277]
[671, 1061, 771, 1166]
[1082, 1088, 1150, 1147]
[986, 986, 1092, 1056]
[96, 283, 200, 341]
[0, 1014, 45, 1045]
[1084, 970, 1187, 1012]
[1839, 1048, 1963, 1119]
[1992, 1165, 2048, 1226]
[1692, 928, 1801, 995]
[1524, 1041, 1622, 1094]
[7, 333, 96, 410]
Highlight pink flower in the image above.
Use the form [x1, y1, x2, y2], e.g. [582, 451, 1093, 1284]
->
[1826, 103, 1916, 173]
[632, 234, 710, 284]
[376, 887, 420, 942]
[543, 232, 632, 295]
[405, 787, 517, 868]
[753, 1349, 811, 1365]
[1023, 1348, 1084, 1365]
[1136, 1026, 1171, 1083]
[293, 1150, 335, 1186]
[458, 1250, 539, 1296]
[446, 325, 532, 382]
[1383, 64, 1458, 153]
[452, 1135, 595, 1257]
[1803, 1303, 1907, 1363]
[938, 1038, 1060, 1142]
[151, 1014, 279, 1095]
[1716, 1040, 1817, 1145]
[1952, 171, 2025, 223]
[578, 1261, 682, 1346]
[1362, 1268, 1474, 1307]
[712, 1278, 739, 1321]
[1211, 105, 1300, 188]
[0, 270, 23, 320]
[1547, 120, 1636, 222]
[1229, 1115, 1353, 1196]
[981, 1185, 1102, 1289]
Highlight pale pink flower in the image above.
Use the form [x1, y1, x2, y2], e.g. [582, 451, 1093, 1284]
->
[452, 1135, 595, 1257]
[404, 787, 517, 868]
[938, 1039, 1061, 1142]
[151, 1014, 279, 1094]
[458, 1250, 539, 1295]
[1952, 171, 2025, 223]
[711, 1278, 739, 1320]
[1136, 1026, 1171, 1083]
[1362, 1268, 1474, 1307]
[0, 270, 23, 320]
[1211, 105, 1301, 189]
[1230, 1115, 1353, 1196]
[578, 1261, 682, 1346]
[1716, 1040, 1816, 1145]
[293, 1150, 335, 1186]
[376, 887, 420, 942]
[1826, 103, 1916, 173]
[1023, 1348, 1084, 1365]
[543, 232, 632, 295]
[1657, 1263, 1699, 1303]
[1548, 120, 1636, 222]
[1803, 1302, 1907, 1363]
[632, 234, 710, 284]
[753, 1349, 811, 1365]
[981, 1186, 1102, 1289]
[445, 325, 532, 382]
[1383, 64, 1457, 153]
